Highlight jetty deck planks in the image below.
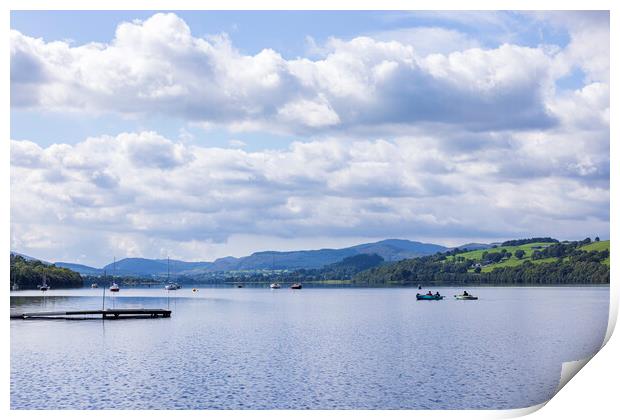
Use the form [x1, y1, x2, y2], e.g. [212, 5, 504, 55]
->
[10, 309, 171, 320]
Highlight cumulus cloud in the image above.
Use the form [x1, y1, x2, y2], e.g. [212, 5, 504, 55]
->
[9, 12, 609, 265]
[11, 12, 564, 133]
[11, 125, 609, 265]
[371, 27, 480, 55]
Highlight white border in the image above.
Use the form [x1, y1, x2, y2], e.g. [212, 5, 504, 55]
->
[2, 1, 617, 419]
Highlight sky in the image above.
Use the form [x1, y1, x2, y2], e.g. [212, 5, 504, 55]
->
[9, 10, 610, 266]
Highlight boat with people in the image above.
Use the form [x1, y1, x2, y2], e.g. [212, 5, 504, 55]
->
[416, 291, 443, 300]
[454, 291, 478, 300]
[270, 283, 281, 289]
[290, 283, 303, 290]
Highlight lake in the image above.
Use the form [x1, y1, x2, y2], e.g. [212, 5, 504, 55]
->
[10, 286, 609, 410]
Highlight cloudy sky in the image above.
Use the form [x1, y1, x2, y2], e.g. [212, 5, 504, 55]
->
[10, 11, 609, 266]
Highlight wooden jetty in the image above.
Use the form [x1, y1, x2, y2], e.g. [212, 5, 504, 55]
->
[10, 308, 171, 320]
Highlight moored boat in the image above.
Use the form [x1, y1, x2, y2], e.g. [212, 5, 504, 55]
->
[109, 282, 120, 292]
[38, 276, 49, 291]
[290, 283, 302, 290]
[270, 283, 281, 289]
[91, 283, 98, 288]
[164, 283, 180, 291]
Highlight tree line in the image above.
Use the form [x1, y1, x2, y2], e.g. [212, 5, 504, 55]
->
[352, 239, 609, 286]
[10, 254, 83, 290]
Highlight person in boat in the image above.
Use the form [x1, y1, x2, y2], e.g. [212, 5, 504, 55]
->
[435, 291, 440, 297]
[427, 291, 433, 296]
[463, 291, 469, 296]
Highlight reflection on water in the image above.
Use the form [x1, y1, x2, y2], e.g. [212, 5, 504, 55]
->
[11, 287, 609, 409]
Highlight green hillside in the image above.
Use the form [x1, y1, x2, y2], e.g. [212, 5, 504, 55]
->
[580, 240, 610, 265]
[353, 238, 609, 286]
[448, 239, 609, 272]
[10, 254, 83, 290]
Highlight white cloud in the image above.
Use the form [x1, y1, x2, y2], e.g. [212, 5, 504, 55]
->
[11, 12, 570, 134]
[371, 27, 480, 56]
[9, 12, 609, 265]
[11, 126, 609, 265]
[228, 139, 247, 148]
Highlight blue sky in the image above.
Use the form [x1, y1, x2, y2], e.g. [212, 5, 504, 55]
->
[10, 11, 610, 265]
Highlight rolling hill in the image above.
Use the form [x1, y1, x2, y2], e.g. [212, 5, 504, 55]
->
[42, 238, 449, 276]
[354, 238, 609, 286]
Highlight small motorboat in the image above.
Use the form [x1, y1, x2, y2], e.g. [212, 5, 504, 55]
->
[455, 294, 478, 300]
[164, 283, 180, 291]
[109, 282, 120, 292]
[270, 283, 281, 289]
[91, 283, 98, 288]
[236, 284, 244, 288]
[416, 293, 443, 301]
[192, 288, 198, 293]
[290, 283, 302, 290]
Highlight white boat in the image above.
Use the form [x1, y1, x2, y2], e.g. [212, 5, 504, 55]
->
[163, 258, 182, 290]
[270, 283, 281, 289]
[91, 283, 98, 288]
[455, 294, 478, 300]
[108, 257, 120, 292]
[38, 276, 49, 291]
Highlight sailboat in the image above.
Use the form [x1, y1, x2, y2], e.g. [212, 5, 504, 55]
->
[38, 275, 50, 291]
[164, 257, 181, 290]
[269, 254, 282, 289]
[109, 258, 120, 292]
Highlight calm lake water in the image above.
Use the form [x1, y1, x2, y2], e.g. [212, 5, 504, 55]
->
[11, 286, 609, 410]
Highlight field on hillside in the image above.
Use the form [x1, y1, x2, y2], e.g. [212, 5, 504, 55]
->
[449, 240, 609, 272]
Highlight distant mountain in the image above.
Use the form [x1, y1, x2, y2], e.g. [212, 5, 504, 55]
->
[201, 239, 446, 272]
[322, 253, 385, 275]
[101, 258, 212, 276]
[55, 262, 102, 276]
[28, 239, 448, 277]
